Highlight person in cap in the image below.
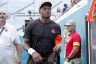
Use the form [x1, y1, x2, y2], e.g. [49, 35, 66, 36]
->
[64, 20, 82, 64]
[0, 9, 22, 64]
[23, 1, 61, 64]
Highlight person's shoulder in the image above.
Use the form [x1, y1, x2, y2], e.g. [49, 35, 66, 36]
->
[4, 23, 17, 33]
[51, 20, 60, 26]
[27, 19, 39, 28]
[51, 20, 57, 24]
[5, 23, 16, 30]
[73, 32, 81, 37]
[29, 18, 39, 24]
[34, 19, 40, 23]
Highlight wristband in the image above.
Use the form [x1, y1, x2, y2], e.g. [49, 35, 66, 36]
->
[28, 48, 35, 55]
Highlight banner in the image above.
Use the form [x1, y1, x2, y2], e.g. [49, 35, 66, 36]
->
[86, 0, 96, 22]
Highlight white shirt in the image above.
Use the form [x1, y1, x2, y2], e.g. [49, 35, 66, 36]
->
[0, 23, 21, 64]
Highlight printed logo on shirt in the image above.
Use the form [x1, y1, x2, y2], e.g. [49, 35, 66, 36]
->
[51, 28, 55, 34]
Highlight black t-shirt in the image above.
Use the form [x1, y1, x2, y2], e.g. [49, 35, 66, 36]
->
[24, 19, 61, 57]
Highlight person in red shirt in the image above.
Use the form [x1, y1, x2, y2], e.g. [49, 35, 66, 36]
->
[64, 20, 81, 64]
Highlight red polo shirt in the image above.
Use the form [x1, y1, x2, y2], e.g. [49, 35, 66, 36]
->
[65, 31, 81, 58]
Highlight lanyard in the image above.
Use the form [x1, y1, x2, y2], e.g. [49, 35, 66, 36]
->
[0, 27, 4, 35]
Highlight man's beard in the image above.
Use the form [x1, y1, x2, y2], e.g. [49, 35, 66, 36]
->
[43, 16, 50, 19]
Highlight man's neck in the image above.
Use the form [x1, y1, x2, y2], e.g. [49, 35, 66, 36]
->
[0, 26, 4, 28]
[40, 17, 50, 23]
[0, 25, 4, 28]
[0, 22, 6, 28]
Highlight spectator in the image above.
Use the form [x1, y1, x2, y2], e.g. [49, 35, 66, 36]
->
[25, 10, 33, 28]
[0, 9, 22, 64]
[27, 10, 33, 21]
[57, 7, 61, 13]
[54, 7, 61, 21]
[71, 0, 80, 7]
[62, 4, 68, 13]
[64, 20, 82, 64]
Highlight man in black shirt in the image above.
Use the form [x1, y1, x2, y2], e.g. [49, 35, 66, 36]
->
[23, 1, 61, 64]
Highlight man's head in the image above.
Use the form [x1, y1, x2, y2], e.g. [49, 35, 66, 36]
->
[64, 4, 67, 7]
[64, 20, 76, 32]
[39, 2, 52, 19]
[0, 9, 7, 27]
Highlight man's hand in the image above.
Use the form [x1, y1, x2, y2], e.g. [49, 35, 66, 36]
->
[16, 56, 21, 64]
[53, 44, 61, 52]
[32, 51, 43, 63]
[48, 52, 55, 63]
[65, 58, 71, 62]
[48, 56, 53, 63]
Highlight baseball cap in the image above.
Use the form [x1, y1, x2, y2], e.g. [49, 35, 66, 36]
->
[39, 2, 52, 9]
[64, 20, 76, 26]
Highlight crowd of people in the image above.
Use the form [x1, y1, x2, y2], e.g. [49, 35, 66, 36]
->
[54, 0, 81, 21]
